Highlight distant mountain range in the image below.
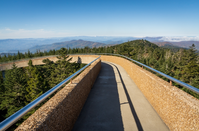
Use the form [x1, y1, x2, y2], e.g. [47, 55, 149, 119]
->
[153, 41, 199, 49]
[0, 37, 125, 53]
[153, 42, 174, 47]
[170, 41, 199, 49]
[0, 36, 199, 54]
[28, 40, 108, 53]
[0, 53, 16, 57]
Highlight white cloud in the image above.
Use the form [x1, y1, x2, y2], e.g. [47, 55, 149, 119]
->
[5, 28, 11, 31]
[0, 28, 199, 41]
[0, 28, 70, 39]
[159, 36, 199, 42]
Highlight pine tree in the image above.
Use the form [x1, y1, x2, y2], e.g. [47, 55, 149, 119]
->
[0, 63, 27, 118]
[54, 48, 74, 83]
[181, 44, 199, 83]
[0, 71, 4, 93]
[17, 51, 21, 60]
[192, 76, 199, 90]
[0, 71, 6, 123]
[57, 48, 70, 60]
[25, 60, 48, 102]
[25, 65, 46, 103]
[42, 58, 56, 88]
[0, 71, 5, 107]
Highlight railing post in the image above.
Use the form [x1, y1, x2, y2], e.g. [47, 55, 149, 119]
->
[170, 80, 172, 86]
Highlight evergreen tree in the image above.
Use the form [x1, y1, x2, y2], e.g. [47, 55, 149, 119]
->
[42, 58, 56, 87]
[0, 71, 5, 108]
[0, 71, 4, 93]
[0, 64, 27, 118]
[25, 61, 46, 103]
[17, 51, 21, 60]
[181, 44, 199, 84]
[55, 48, 74, 83]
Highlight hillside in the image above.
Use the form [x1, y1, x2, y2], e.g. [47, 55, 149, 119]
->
[153, 42, 174, 47]
[0, 38, 66, 53]
[109, 40, 159, 56]
[152, 42, 184, 51]
[170, 41, 199, 50]
[119, 39, 159, 48]
[28, 40, 107, 53]
[152, 41, 199, 50]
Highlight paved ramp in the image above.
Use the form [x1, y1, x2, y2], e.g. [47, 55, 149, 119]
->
[72, 62, 169, 131]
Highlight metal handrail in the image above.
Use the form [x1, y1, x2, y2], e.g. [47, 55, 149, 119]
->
[0, 55, 101, 131]
[97, 53, 199, 95]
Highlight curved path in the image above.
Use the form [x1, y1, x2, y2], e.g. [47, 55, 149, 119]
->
[72, 62, 169, 131]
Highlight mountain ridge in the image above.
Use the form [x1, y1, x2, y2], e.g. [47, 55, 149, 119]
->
[27, 40, 107, 53]
[1, 37, 199, 53]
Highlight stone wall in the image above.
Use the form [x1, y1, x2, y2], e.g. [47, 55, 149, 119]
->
[100, 55, 199, 131]
[15, 59, 101, 131]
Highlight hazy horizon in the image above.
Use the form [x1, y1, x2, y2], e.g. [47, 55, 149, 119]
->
[1, 36, 199, 42]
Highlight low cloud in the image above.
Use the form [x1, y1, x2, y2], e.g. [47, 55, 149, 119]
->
[0, 28, 199, 41]
[160, 36, 199, 42]
[0, 28, 70, 39]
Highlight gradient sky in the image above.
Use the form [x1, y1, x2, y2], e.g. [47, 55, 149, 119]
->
[0, 0, 199, 39]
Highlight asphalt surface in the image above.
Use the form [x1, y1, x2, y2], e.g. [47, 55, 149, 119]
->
[72, 62, 169, 131]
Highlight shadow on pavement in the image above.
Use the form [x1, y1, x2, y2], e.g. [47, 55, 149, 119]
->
[73, 62, 143, 131]
[110, 63, 143, 131]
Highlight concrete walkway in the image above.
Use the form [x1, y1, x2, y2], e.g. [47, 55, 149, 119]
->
[72, 62, 169, 131]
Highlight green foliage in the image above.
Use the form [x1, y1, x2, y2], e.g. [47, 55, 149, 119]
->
[0, 71, 5, 121]
[25, 62, 47, 103]
[181, 44, 199, 83]
[0, 71, 4, 93]
[0, 64, 27, 118]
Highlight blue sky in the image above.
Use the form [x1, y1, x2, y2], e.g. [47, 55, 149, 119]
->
[0, 0, 199, 39]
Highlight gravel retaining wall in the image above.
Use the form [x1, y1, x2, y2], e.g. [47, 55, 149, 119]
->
[15, 59, 101, 131]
